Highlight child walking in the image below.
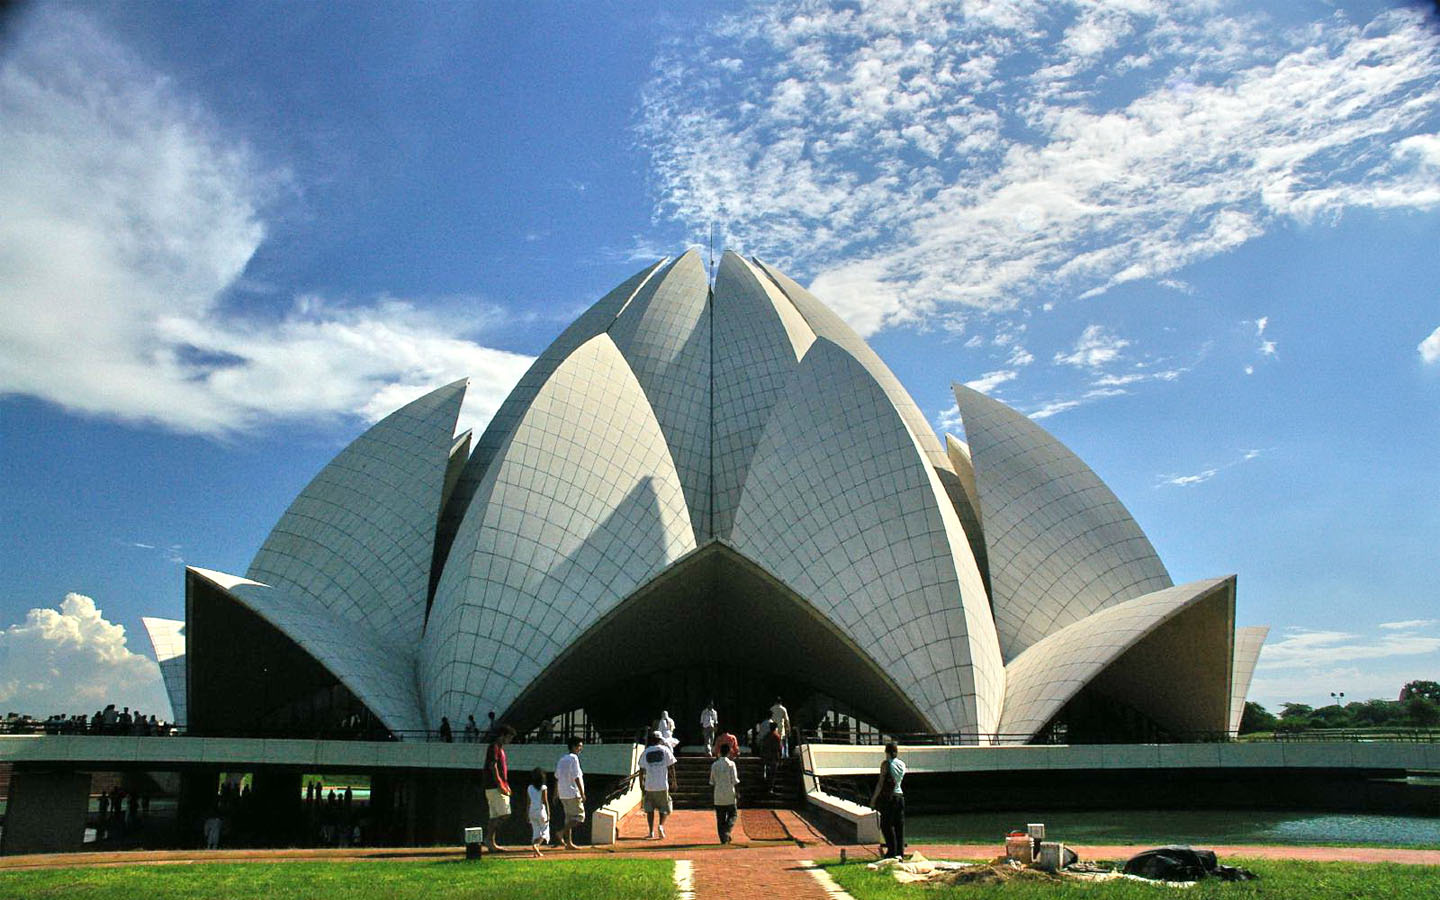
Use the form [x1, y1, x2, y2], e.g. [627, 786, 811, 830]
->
[527, 767, 550, 857]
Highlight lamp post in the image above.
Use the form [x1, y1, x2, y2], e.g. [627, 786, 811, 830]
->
[1330, 691, 1344, 706]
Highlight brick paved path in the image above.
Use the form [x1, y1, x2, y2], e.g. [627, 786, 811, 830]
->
[689, 853, 833, 900]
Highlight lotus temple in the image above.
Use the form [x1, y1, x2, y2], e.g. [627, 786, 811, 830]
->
[143, 249, 1266, 746]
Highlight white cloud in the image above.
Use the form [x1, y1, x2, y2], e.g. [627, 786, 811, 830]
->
[1156, 446, 1265, 488]
[1420, 325, 1440, 364]
[1160, 468, 1219, 487]
[1257, 626, 1440, 670]
[641, 3, 1440, 341]
[1054, 324, 1130, 368]
[0, 593, 169, 717]
[1379, 619, 1436, 631]
[0, 11, 533, 438]
[964, 369, 1019, 393]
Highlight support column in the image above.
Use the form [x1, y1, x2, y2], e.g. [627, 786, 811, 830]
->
[1, 768, 91, 855]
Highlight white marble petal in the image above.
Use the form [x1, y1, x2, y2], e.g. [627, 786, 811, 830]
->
[188, 567, 426, 736]
[999, 577, 1235, 741]
[421, 333, 696, 726]
[140, 616, 187, 726]
[247, 379, 467, 642]
[952, 383, 1173, 661]
[732, 338, 1003, 736]
[710, 250, 815, 538]
[1229, 625, 1270, 733]
[607, 249, 713, 542]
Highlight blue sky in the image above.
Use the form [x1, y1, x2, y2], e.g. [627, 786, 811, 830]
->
[1, 0, 1437, 719]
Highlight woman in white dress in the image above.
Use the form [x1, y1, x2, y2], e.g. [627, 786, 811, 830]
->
[527, 767, 550, 857]
[655, 710, 679, 749]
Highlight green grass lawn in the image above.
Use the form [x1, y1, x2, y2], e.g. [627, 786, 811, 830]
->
[0, 858, 676, 900]
[825, 858, 1440, 899]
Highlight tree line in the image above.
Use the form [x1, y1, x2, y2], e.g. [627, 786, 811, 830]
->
[1239, 680, 1440, 733]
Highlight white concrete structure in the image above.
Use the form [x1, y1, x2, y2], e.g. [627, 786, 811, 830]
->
[159, 250, 1262, 744]
[140, 617, 187, 726]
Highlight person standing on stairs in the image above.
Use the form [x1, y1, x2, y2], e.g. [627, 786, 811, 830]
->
[769, 697, 791, 758]
[700, 700, 719, 757]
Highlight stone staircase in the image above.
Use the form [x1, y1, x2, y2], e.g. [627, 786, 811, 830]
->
[670, 753, 804, 809]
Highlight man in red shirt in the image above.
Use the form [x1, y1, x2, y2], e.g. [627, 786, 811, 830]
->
[483, 724, 515, 852]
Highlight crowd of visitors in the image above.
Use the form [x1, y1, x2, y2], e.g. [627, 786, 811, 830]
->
[2, 705, 176, 736]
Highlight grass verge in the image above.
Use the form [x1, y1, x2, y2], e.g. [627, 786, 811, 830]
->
[824, 858, 1440, 899]
[0, 858, 676, 900]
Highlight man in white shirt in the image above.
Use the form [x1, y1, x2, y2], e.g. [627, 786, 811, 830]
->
[708, 742, 740, 843]
[554, 737, 586, 849]
[639, 731, 676, 839]
[700, 701, 718, 756]
[770, 697, 792, 758]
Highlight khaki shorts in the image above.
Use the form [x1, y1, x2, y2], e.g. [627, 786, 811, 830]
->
[642, 789, 672, 815]
[485, 788, 511, 818]
[561, 796, 585, 824]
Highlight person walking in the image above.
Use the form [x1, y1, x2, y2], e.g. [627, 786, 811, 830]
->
[700, 701, 718, 757]
[760, 719, 782, 788]
[709, 742, 740, 844]
[655, 710, 679, 749]
[769, 696, 791, 758]
[639, 731, 676, 840]
[555, 737, 586, 849]
[869, 741, 907, 859]
[526, 768, 550, 857]
[483, 724, 516, 852]
[714, 727, 739, 762]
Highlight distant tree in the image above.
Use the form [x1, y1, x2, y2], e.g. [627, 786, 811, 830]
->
[1399, 680, 1440, 703]
[1279, 702, 1314, 721]
[1238, 701, 1278, 734]
[1311, 703, 1352, 728]
[1347, 698, 1404, 727]
[1404, 695, 1440, 727]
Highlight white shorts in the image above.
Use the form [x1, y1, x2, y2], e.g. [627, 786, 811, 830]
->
[486, 788, 511, 818]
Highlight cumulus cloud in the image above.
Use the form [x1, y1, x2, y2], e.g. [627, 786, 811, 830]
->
[964, 369, 1019, 393]
[1421, 325, 1440, 364]
[0, 593, 169, 717]
[0, 11, 533, 438]
[1055, 324, 1130, 368]
[641, 2, 1440, 338]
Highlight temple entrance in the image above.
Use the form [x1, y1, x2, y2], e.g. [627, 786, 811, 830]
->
[501, 543, 932, 736]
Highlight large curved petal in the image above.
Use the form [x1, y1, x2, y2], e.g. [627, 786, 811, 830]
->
[246, 379, 467, 643]
[952, 384, 1173, 660]
[421, 333, 696, 726]
[751, 258, 949, 470]
[140, 616, 187, 726]
[1229, 625, 1270, 733]
[607, 249, 712, 541]
[188, 567, 426, 736]
[731, 337, 1003, 736]
[710, 250, 815, 538]
[998, 576, 1236, 741]
[433, 260, 666, 591]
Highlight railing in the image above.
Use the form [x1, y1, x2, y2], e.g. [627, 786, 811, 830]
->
[801, 769, 869, 806]
[0, 721, 648, 745]
[593, 769, 643, 809]
[799, 729, 1440, 745]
